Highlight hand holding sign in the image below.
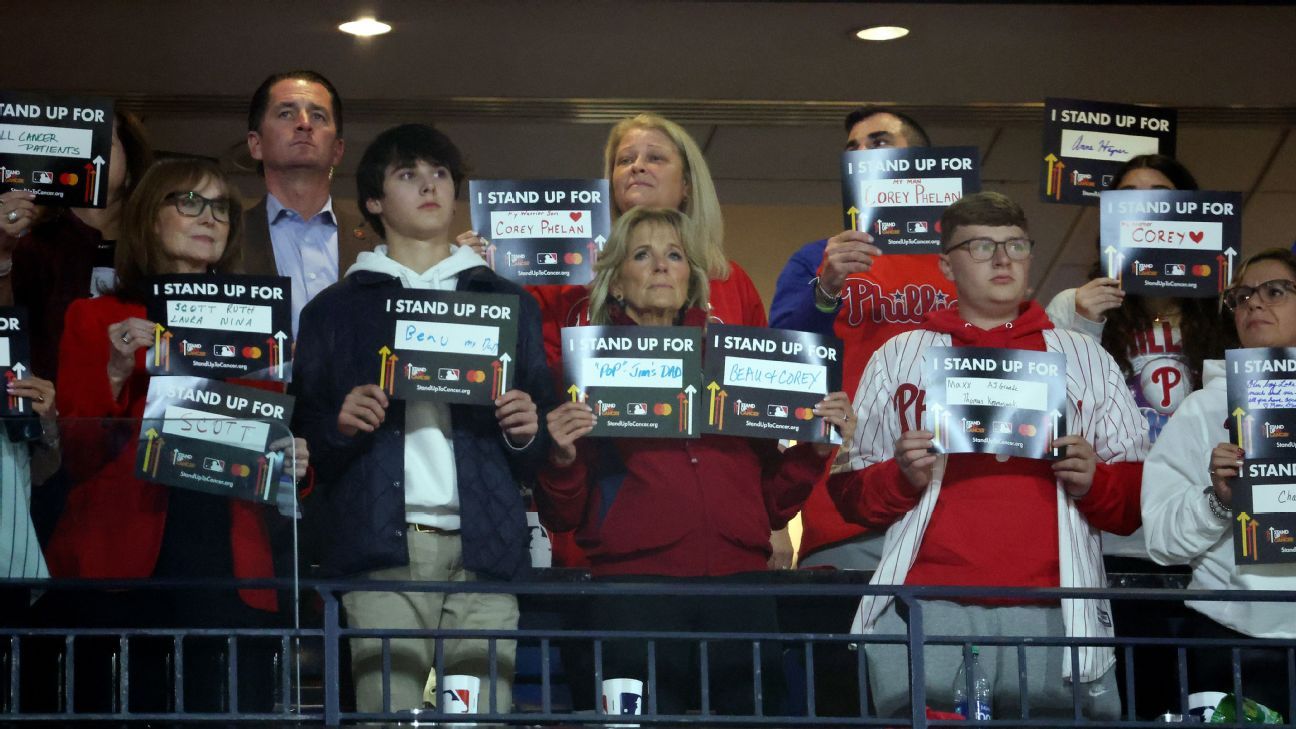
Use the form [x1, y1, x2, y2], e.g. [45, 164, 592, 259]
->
[338, 384, 389, 437]
[456, 229, 490, 258]
[268, 435, 310, 482]
[895, 429, 940, 493]
[1210, 442, 1245, 507]
[821, 230, 882, 295]
[546, 401, 597, 467]
[0, 190, 36, 237]
[496, 389, 539, 446]
[109, 316, 157, 394]
[7, 374, 54, 419]
[811, 391, 854, 456]
[1050, 435, 1097, 498]
[1071, 277, 1125, 323]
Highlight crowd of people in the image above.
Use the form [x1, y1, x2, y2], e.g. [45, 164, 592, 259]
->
[1, 68, 1292, 723]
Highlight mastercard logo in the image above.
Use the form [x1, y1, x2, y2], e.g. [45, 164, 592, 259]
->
[242, 346, 262, 358]
[794, 407, 815, 420]
[1017, 424, 1038, 437]
[467, 370, 486, 383]
[59, 172, 80, 185]
[1192, 264, 1212, 276]
[653, 403, 672, 415]
[232, 464, 251, 477]
[564, 252, 584, 264]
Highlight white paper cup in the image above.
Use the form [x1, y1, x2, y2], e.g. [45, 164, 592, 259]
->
[438, 674, 481, 715]
[527, 511, 552, 568]
[1188, 691, 1225, 722]
[601, 677, 644, 727]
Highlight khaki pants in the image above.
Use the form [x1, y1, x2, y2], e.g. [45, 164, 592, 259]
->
[342, 531, 518, 715]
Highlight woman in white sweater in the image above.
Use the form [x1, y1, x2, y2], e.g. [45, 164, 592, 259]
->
[1143, 247, 1296, 716]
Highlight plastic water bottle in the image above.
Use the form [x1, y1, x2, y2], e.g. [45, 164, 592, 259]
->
[953, 646, 992, 721]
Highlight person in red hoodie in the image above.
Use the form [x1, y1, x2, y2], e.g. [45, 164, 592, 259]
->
[827, 192, 1148, 720]
[536, 206, 853, 718]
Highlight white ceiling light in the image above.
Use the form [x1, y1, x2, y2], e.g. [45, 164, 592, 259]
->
[339, 17, 391, 36]
[855, 25, 909, 41]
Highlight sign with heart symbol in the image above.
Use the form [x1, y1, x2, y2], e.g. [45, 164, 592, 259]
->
[469, 178, 611, 286]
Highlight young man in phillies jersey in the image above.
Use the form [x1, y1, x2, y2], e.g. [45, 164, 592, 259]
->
[770, 108, 957, 572]
[827, 192, 1147, 720]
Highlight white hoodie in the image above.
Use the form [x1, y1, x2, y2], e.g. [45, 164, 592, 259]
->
[345, 244, 487, 530]
[1143, 359, 1296, 638]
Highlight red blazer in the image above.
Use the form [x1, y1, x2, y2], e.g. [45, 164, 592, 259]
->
[49, 295, 276, 610]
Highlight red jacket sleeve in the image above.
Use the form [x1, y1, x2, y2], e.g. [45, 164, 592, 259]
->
[827, 458, 923, 530]
[756, 441, 831, 528]
[535, 443, 593, 533]
[1074, 461, 1143, 536]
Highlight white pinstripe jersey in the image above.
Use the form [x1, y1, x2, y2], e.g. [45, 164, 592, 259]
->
[834, 325, 1150, 682]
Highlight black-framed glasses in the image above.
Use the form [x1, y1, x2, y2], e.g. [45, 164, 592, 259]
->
[165, 192, 231, 223]
[944, 236, 1034, 262]
[1223, 279, 1296, 311]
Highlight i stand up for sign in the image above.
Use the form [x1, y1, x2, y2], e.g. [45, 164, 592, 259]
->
[138, 376, 295, 504]
[924, 346, 1068, 460]
[0, 91, 114, 207]
[378, 290, 519, 405]
[1041, 98, 1177, 205]
[701, 325, 843, 444]
[146, 275, 294, 381]
[1100, 190, 1242, 298]
[841, 146, 980, 254]
[0, 307, 32, 417]
[1225, 348, 1296, 564]
[469, 179, 611, 285]
[562, 325, 702, 438]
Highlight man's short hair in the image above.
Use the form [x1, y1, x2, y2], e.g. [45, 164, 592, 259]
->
[247, 70, 344, 134]
[843, 106, 931, 147]
[940, 192, 1029, 248]
[355, 123, 467, 239]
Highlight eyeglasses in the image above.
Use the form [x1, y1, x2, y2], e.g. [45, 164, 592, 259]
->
[165, 192, 231, 223]
[944, 237, 1034, 262]
[1223, 279, 1296, 311]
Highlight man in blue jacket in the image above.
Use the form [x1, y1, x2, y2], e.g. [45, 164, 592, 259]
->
[291, 123, 556, 717]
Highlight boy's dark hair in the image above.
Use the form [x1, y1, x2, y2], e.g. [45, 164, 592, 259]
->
[247, 70, 344, 134]
[843, 106, 931, 147]
[356, 123, 467, 239]
[940, 191, 1028, 248]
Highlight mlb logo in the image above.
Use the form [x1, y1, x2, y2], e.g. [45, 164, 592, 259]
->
[438, 368, 460, 381]
[618, 692, 641, 715]
[906, 221, 929, 234]
[874, 219, 899, 235]
[1135, 262, 1156, 275]
[1101, 174, 1115, 187]
[628, 402, 647, 415]
[993, 421, 1011, 434]
[33, 171, 53, 184]
[598, 402, 618, 415]
[442, 688, 472, 709]
[1164, 263, 1186, 276]
[202, 457, 225, 473]
[537, 252, 558, 265]
[214, 344, 235, 357]
[767, 404, 789, 418]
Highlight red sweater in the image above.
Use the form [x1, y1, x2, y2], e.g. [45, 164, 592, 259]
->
[799, 254, 958, 560]
[49, 295, 276, 610]
[828, 303, 1141, 591]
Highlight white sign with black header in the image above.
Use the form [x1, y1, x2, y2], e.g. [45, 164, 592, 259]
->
[840, 146, 980, 254]
[1041, 98, 1177, 206]
[469, 179, 611, 285]
[924, 346, 1068, 460]
[1100, 190, 1242, 298]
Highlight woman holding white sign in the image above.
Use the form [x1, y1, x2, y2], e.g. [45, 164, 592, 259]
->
[48, 157, 307, 714]
[1143, 247, 1296, 717]
[536, 206, 853, 718]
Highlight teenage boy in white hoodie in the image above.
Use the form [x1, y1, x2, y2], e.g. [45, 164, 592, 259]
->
[292, 123, 557, 717]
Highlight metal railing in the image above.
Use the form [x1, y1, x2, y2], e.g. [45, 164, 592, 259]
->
[3, 576, 1295, 726]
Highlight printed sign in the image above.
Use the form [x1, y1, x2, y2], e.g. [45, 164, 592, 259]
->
[138, 376, 295, 503]
[0, 91, 114, 208]
[0, 307, 32, 418]
[1099, 190, 1242, 298]
[1041, 98, 1177, 206]
[700, 325, 842, 443]
[469, 179, 611, 285]
[561, 325, 702, 438]
[1226, 348, 1296, 564]
[146, 275, 293, 381]
[923, 347, 1068, 459]
[841, 146, 980, 254]
[377, 290, 519, 405]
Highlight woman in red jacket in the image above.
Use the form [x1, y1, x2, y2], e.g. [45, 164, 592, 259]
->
[49, 157, 307, 714]
[536, 207, 853, 718]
